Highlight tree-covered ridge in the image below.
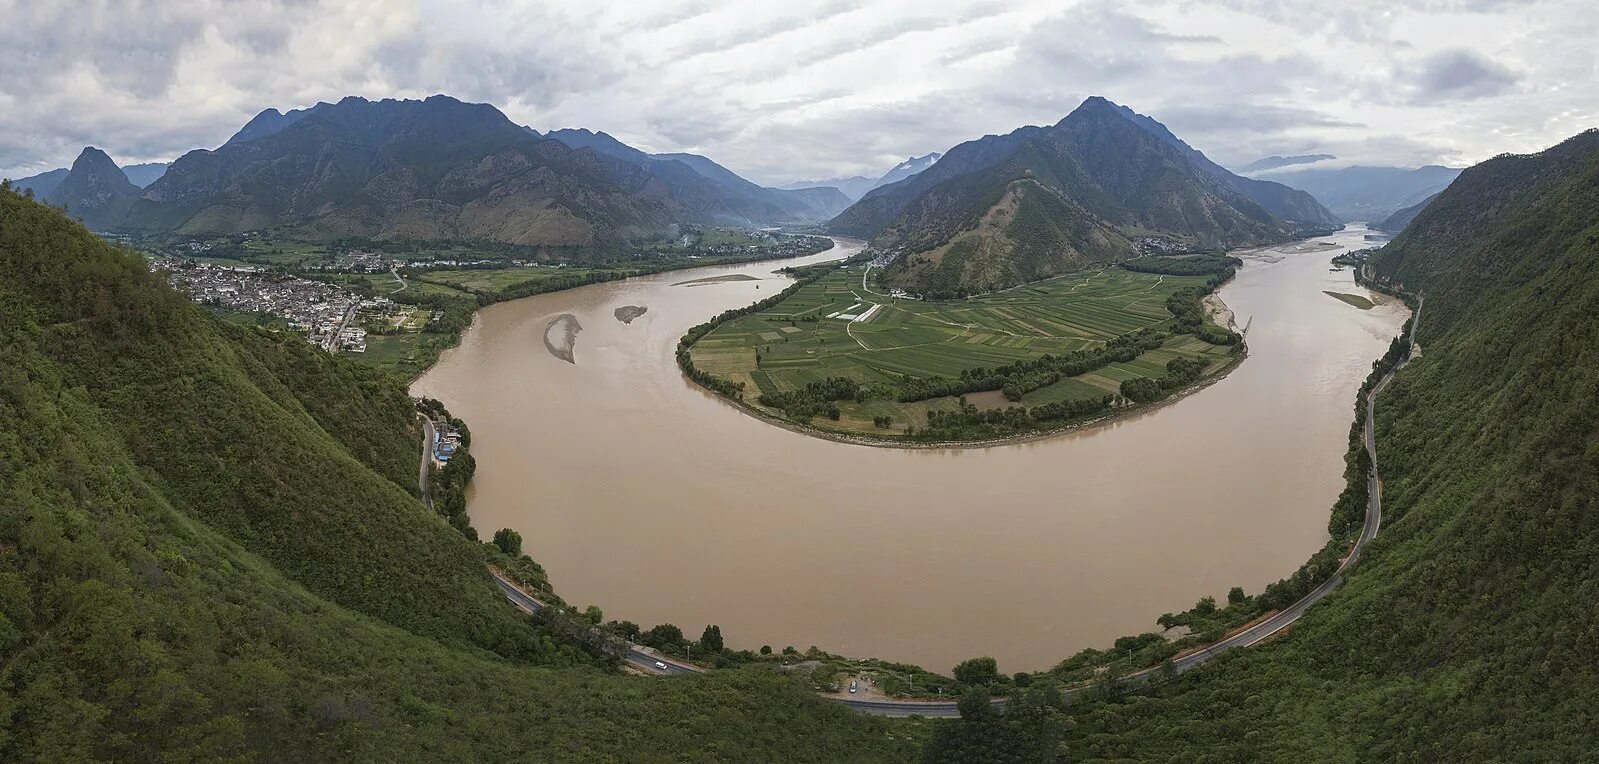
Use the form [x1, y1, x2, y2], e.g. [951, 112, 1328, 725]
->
[0, 187, 923, 760]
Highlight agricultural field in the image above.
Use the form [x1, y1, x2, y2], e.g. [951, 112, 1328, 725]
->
[688, 264, 1240, 439]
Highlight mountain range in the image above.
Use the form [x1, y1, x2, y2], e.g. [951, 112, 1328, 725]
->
[544, 128, 852, 221]
[1239, 153, 1337, 173]
[11, 95, 851, 242]
[829, 96, 1339, 296]
[1249, 164, 1462, 222]
[781, 152, 944, 201]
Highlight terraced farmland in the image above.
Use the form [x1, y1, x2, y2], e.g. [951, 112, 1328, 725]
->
[687, 264, 1243, 441]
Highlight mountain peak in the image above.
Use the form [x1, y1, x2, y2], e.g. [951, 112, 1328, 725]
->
[73, 146, 121, 171]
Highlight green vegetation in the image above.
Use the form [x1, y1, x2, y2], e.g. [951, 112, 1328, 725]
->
[0, 186, 925, 760]
[683, 260, 1242, 441]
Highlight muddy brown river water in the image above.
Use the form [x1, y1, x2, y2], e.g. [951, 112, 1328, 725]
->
[413, 226, 1408, 672]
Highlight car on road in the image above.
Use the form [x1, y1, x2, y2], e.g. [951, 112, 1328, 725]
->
[655, 661, 668, 670]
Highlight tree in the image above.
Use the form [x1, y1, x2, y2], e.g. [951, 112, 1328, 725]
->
[1228, 586, 1248, 606]
[699, 624, 724, 653]
[1194, 595, 1217, 615]
[492, 527, 522, 556]
[583, 605, 603, 625]
[953, 656, 1000, 685]
[759, 645, 773, 655]
[641, 623, 684, 649]
[956, 686, 993, 720]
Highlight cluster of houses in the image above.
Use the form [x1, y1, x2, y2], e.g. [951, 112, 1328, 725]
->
[431, 422, 464, 464]
[160, 261, 382, 353]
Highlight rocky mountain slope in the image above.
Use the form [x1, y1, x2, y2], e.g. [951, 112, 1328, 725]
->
[42, 146, 143, 230]
[830, 97, 1336, 296]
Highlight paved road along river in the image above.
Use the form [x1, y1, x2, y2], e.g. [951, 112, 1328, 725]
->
[413, 226, 1408, 672]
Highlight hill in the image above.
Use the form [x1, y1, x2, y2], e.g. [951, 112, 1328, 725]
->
[964, 128, 1599, 761]
[0, 187, 918, 761]
[43, 146, 142, 231]
[830, 97, 1336, 297]
[1255, 164, 1461, 221]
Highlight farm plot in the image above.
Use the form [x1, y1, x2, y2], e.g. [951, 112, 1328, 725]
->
[688, 264, 1238, 437]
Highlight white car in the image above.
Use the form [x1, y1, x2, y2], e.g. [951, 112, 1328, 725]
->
[849, 680, 857, 693]
[655, 661, 668, 670]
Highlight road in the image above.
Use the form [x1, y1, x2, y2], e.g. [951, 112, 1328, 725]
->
[323, 301, 359, 351]
[475, 298, 1422, 718]
[419, 417, 434, 510]
[491, 574, 701, 675]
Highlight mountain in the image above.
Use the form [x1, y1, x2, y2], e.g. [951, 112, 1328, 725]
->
[545, 127, 651, 164]
[829, 96, 1337, 296]
[1239, 153, 1336, 173]
[121, 161, 169, 187]
[7, 159, 164, 201]
[782, 154, 944, 201]
[547, 130, 850, 221]
[1256, 164, 1462, 221]
[221, 103, 333, 147]
[123, 95, 775, 246]
[1373, 191, 1440, 233]
[43, 146, 142, 230]
[7, 166, 68, 198]
[0, 187, 916, 760]
[781, 175, 876, 200]
[873, 152, 942, 189]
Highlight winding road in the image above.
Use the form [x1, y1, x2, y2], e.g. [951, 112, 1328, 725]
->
[464, 277, 1421, 718]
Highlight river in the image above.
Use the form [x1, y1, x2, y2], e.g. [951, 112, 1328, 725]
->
[412, 225, 1408, 672]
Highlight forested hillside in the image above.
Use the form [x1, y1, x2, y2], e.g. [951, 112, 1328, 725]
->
[0, 187, 919, 761]
[948, 129, 1599, 761]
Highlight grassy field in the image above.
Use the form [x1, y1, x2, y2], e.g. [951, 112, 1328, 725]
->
[688, 264, 1239, 438]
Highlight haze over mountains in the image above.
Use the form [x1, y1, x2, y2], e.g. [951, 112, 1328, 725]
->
[544, 128, 853, 221]
[781, 152, 944, 201]
[1249, 164, 1462, 222]
[830, 96, 1338, 296]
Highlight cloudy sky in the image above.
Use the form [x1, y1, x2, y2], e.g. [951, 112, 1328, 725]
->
[3, 0, 1594, 185]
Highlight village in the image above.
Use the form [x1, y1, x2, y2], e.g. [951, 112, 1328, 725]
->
[157, 260, 423, 354]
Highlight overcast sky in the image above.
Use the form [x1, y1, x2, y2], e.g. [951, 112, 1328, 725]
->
[3, 0, 1594, 185]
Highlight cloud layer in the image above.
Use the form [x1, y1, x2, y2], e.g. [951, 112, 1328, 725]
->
[2, 0, 1593, 184]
